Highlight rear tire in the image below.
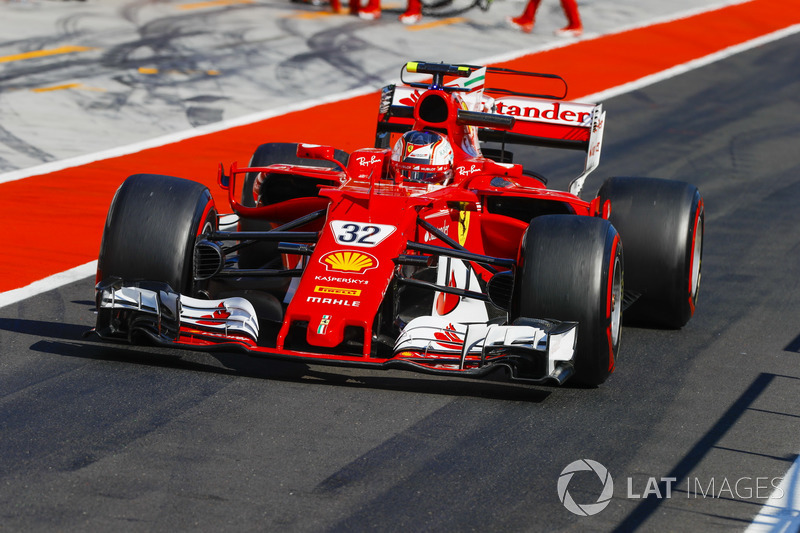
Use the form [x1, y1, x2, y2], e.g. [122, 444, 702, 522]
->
[241, 142, 349, 208]
[597, 177, 703, 328]
[512, 215, 623, 386]
[97, 174, 216, 295]
[238, 143, 348, 268]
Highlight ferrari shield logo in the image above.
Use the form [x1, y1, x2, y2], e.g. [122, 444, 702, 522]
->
[458, 210, 470, 246]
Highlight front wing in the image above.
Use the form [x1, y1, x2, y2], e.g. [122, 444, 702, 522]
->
[94, 281, 577, 385]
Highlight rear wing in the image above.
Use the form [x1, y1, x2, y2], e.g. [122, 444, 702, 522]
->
[375, 62, 605, 197]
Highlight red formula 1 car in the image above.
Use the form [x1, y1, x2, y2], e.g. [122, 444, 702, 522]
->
[94, 61, 703, 386]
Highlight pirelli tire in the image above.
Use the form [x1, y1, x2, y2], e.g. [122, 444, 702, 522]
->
[97, 174, 217, 296]
[513, 215, 623, 387]
[597, 177, 703, 329]
[238, 142, 349, 269]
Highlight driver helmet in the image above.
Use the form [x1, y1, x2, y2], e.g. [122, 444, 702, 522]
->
[391, 130, 454, 185]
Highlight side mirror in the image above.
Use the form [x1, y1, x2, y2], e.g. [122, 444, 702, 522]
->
[217, 163, 230, 189]
[297, 144, 337, 161]
[482, 159, 524, 178]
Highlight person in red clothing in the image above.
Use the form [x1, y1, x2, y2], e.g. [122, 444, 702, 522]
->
[508, 0, 583, 36]
[330, 0, 423, 23]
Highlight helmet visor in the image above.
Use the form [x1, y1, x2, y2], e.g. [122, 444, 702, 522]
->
[394, 160, 451, 184]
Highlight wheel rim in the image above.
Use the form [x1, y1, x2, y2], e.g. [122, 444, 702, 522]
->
[610, 255, 622, 346]
[690, 220, 703, 299]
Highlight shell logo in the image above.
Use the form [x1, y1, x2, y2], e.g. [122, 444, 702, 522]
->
[320, 250, 378, 274]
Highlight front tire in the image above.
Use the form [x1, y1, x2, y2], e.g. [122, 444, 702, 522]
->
[512, 215, 623, 386]
[97, 174, 216, 295]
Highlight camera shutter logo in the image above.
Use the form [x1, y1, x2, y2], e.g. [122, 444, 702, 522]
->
[558, 459, 614, 516]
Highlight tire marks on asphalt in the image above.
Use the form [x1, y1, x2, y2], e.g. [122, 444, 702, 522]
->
[276, 18, 396, 92]
[0, 123, 56, 171]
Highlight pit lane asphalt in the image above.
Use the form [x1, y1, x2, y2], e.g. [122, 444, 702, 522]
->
[1, 26, 800, 531]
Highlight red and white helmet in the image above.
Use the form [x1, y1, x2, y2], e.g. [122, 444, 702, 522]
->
[391, 130, 454, 185]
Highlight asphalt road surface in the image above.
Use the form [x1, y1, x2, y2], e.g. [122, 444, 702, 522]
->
[2, 8, 800, 533]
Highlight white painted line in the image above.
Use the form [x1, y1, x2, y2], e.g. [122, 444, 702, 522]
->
[470, 0, 758, 69]
[0, 86, 376, 186]
[582, 24, 800, 103]
[2, 5, 799, 312]
[0, 0, 766, 187]
[0, 261, 97, 309]
[2, 4, 799, 525]
[745, 454, 800, 533]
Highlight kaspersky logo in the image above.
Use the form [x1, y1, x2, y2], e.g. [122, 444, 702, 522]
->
[319, 251, 378, 274]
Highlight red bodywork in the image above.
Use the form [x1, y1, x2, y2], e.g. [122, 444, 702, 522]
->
[99, 63, 607, 379]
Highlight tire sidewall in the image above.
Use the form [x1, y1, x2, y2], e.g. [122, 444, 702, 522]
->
[514, 215, 622, 386]
[98, 174, 216, 295]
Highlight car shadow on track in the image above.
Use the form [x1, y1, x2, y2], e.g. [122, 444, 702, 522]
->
[3, 317, 554, 403]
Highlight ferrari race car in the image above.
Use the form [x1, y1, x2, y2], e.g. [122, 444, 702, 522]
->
[94, 61, 703, 386]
